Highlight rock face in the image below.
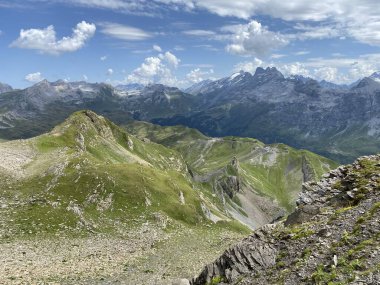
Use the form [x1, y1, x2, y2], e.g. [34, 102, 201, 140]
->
[191, 225, 277, 284]
[191, 154, 380, 284]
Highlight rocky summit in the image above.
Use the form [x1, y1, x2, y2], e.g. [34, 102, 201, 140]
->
[190, 155, 380, 285]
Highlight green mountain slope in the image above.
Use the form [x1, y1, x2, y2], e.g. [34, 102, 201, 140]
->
[0, 111, 337, 284]
[125, 121, 338, 228]
[0, 110, 249, 284]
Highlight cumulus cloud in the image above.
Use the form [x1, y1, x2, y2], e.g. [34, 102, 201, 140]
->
[107, 68, 114, 76]
[225, 20, 288, 57]
[126, 51, 181, 86]
[11, 21, 96, 55]
[186, 68, 214, 83]
[100, 55, 107, 61]
[277, 63, 312, 78]
[25, 72, 44, 82]
[99, 22, 152, 41]
[159, 51, 180, 68]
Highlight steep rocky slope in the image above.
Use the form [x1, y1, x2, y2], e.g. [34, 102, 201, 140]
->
[126, 121, 336, 229]
[191, 154, 380, 285]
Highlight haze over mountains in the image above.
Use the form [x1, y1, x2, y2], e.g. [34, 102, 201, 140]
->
[1, 67, 379, 162]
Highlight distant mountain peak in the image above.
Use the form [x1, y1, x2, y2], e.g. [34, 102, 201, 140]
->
[369, 71, 380, 82]
[253, 66, 284, 82]
[0, 82, 13, 94]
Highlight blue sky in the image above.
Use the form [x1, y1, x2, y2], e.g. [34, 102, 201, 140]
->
[1, 0, 380, 88]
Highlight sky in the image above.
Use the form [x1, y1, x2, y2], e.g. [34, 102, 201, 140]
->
[1, 0, 380, 88]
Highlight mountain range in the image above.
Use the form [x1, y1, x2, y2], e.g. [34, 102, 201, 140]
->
[1, 67, 379, 163]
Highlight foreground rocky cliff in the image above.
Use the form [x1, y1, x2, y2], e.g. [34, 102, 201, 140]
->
[191, 155, 380, 284]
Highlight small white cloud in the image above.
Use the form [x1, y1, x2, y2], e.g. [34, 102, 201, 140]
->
[11, 21, 96, 55]
[186, 68, 214, 83]
[100, 22, 152, 41]
[160, 51, 180, 68]
[278, 62, 311, 78]
[25, 72, 44, 82]
[294, 51, 310, 56]
[233, 58, 264, 73]
[107, 68, 114, 76]
[226, 20, 288, 57]
[83, 74, 88, 81]
[182, 29, 216, 37]
[153, 44, 162, 52]
[100, 55, 107, 61]
[174, 45, 185, 51]
[271, 54, 286, 59]
[126, 52, 181, 86]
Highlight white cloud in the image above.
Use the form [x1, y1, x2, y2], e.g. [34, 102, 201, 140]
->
[25, 72, 44, 82]
[271, 54, 286, 59]
[160, 51, 180, 68]
[182, 29, 216, 36]
[100, 55, 107, 61]
[313, 67, 339, 82]
[107, 68, 114, 76]
[99, 22, 152, 41]
[233, 58, 264, 73]
[11, 21, 96, 55]
[294, 51, 310, 56]
[83, 74, 88, 81]
[293, 23, 341, 40]
[226, 20, 288, 57]
[186, 68, 214, 83]
[277, 62, 311, 78]
[153, 44, 162, 52]
[126, 52, 181, 86]
[174, 45, 185, 51]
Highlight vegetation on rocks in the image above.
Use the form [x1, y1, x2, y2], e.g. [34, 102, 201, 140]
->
[191, 154, 380, 285]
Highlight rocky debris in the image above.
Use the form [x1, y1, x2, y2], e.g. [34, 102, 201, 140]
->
[191, 225, 277, 284]
[0, 141, 35, 178]
[173, 279, 191, 285]
[190, 154, 380, 284]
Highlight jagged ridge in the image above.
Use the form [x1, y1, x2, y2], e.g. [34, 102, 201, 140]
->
[191, 154, 380, 284]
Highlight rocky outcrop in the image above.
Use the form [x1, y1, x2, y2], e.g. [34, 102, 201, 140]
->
[190, 154, 380, 284]
[215, 157, 241, 198]
[191, 225, 277, 284]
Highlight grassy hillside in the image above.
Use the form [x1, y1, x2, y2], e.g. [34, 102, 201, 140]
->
[126, 121, 338, 227]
